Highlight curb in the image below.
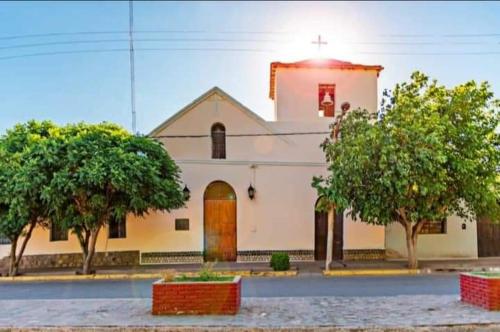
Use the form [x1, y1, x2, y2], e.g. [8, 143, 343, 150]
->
[0, 269, 298, 282]
[0, 273, 163, 282]
[323, 269, 422, 276]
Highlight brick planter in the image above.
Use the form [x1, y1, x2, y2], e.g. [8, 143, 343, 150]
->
[460, 273, 500, 311]
[152, 276, 241, 315]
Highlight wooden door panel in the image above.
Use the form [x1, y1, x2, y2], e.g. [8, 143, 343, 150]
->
[204, 199, 236, 262]
[315, 211, 327, 260]
[478, 218, 500, 257]
[333, 212, 344, 260]
[315, 210, 343, 261]
[218, 200, 236, 261]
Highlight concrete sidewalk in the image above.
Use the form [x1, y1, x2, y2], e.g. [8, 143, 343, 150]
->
[330, 257, 500, 271]
[12, 257, 500, 273]
[0, 257, 498, 281]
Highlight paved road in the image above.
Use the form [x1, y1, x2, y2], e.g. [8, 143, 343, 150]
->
[0, 274, 459, 300]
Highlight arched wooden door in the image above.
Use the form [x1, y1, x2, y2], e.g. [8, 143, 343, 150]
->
[314, 209, 329, 260]
[314, 200, 344, 261]
[204, 181, 237, 262]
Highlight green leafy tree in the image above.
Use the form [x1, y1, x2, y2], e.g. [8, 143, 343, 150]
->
[43, 123, 185, 274]
[313, 72, 499, 269]
[0, 121, 58, 276]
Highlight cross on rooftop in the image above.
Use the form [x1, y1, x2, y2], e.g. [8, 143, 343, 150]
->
[312, 34, 327, 51]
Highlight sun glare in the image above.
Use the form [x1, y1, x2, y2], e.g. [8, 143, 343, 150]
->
[276, 28, 359, 62]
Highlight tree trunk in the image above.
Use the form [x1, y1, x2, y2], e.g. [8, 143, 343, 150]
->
[82, 227, 100, 275]
[325, 205, 334, 271]
[8, 220, 36, 276]
[8, 238, 18, 277]
[404, 222, 418, 269]
[403, 221, 424, 269]
[76, 228, 90, 265]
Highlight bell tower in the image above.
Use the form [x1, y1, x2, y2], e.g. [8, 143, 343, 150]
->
[269, 59, 383, 122]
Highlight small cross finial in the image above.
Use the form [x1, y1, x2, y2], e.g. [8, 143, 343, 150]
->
[312, 34, 327, 51]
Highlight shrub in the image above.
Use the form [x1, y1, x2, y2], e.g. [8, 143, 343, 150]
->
[270, 252, 290, 271]
[198, 261, 218, 281]
[161, 269, 177, 282]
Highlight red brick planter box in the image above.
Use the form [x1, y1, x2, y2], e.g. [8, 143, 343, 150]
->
[152, 276, 241, 315]
[460, 273, 500, 311]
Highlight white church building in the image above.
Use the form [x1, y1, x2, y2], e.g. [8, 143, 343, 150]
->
[0, 59, 482, 269]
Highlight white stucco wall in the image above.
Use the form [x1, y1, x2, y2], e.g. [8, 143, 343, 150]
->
[344, 213, 385, 250]
[0, 161, 386, 258]
[385, 215, 478, 259]
[274, 68, 379, 121]
[0, 86, 386, 261]
[0, 245, 9, 260]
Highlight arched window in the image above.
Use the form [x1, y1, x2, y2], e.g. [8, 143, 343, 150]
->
[211, 123, 226, 159]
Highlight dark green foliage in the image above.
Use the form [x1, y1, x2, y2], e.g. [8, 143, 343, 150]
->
[41, 122, 186, 274]
[0, 121, 59, 275]
[270, 252, 290, 271]
[313, 72, 499, 268]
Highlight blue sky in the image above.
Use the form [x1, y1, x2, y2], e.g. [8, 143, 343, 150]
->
[1, 1, 499, 134]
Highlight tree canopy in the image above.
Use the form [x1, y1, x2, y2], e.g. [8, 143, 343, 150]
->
[0, 121, 59, 275]
[313, 72, 499, 268]
[42, 122, 186, 274]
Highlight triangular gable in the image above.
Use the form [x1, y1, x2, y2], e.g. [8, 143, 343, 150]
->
[149, 87, 284, 140]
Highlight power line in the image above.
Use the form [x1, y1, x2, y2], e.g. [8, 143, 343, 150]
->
[2, 38, 497, 51]
[360, 51, 500, 55]
[0, 48, 129, 60]
[1, 30, 500, 41]
[129, 0, 137, 135]
[0, 30, 293, 41]
[3, 47, 500, 61]
[443, 33, 500, 38]
[376, 33, 500, 38]
[0, 38, 292, 51]
[345, 41, 497, 45]
[0, 47, 277, 61]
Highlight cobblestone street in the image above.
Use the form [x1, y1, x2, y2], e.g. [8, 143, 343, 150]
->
[0, 295, 499, 330]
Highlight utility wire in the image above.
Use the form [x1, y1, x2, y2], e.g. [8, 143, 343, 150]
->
[345, 41, 497, 45]
[0, 48, 130, 60]
[360, 51, 500, 55]
[2, 39, 498, 51]
[0, 47, 277, 61]
[0, 38, 293, 50]
[1, 30, 499, 41]
[3, 47, 500, 61]
[0, 30, 293, 41]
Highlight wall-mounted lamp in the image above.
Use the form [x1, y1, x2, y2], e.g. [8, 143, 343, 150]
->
[183, 185, 191, 201]
[247, 184, 256, 200]
[462, 223, 467, 230]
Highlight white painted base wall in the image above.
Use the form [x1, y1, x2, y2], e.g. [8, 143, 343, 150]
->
[384, 215, 478, 259]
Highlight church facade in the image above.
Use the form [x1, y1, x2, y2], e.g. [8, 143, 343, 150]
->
[0, 59, 480, 269]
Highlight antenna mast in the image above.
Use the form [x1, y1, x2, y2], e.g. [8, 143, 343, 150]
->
[129, 0, 137, 134]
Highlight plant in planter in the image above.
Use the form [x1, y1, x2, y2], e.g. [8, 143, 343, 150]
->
[460, 272, 500, 311]
[270, 252, 290, 271]
[152, 263, 241, 315]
